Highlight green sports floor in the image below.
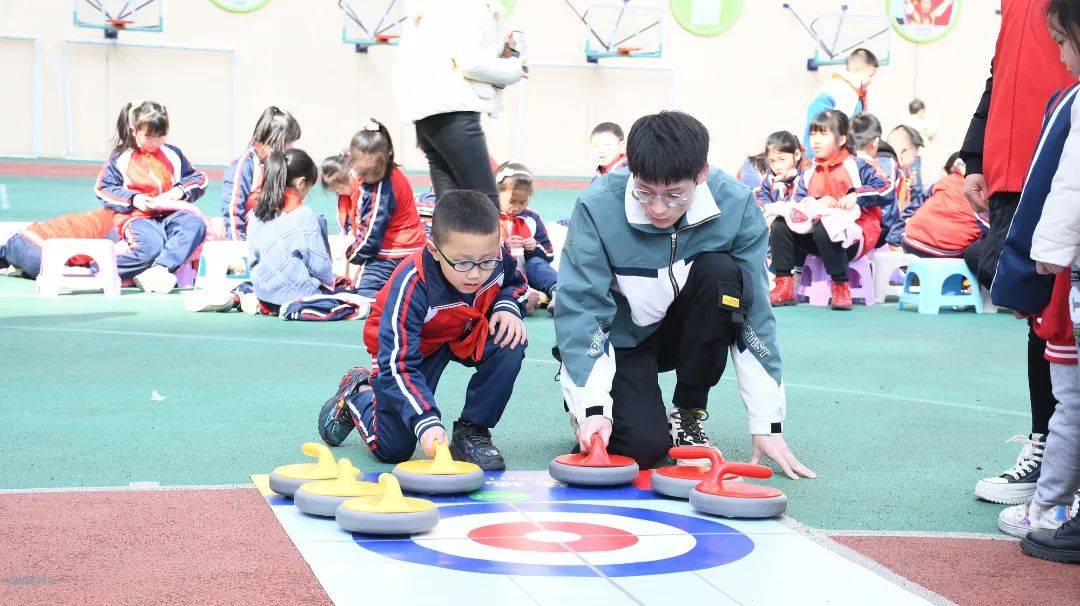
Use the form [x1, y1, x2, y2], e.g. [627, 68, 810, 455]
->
[0, 161, 1031, 536]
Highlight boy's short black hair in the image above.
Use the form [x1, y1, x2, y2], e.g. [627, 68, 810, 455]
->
[847, 48, 879, 68]
[908, 98, 926, 115]
[431, 190, 499, 245]
[849, 113, 883, 150]
[890, 124, 925, 149]
[626, 111, 709, 185]
[591, 122, 625, 141]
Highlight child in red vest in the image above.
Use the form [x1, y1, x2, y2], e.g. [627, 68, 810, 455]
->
[898, 154, 984, 257]
[321, 119, 428, 298]
[0, 208, 117, 278]
[769, 110, 890, 310]
[317, 190, 529, 470]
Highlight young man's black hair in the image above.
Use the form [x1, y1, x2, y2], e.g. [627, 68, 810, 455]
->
[626, 111, 709, 184]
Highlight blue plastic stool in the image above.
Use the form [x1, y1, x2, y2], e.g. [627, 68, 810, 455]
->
[898, 258, 983, 314]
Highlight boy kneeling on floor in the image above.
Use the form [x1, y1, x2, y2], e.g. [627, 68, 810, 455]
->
[318, 190, 529, 470]
[555, 111, 815, 478]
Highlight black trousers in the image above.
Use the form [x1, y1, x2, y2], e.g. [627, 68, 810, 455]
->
[769, 219, 859, 283]
[960, 191, 1057, 436]
[414, 111, 499, 208]
[607, 252, 743, 469]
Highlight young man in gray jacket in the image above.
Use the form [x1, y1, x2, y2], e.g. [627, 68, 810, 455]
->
[554, 111, 815, 478]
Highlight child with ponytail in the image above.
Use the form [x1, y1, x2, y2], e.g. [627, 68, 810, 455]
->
[244, 149, 334, 315]
[94, 100, 209, 294]
[221, 106, 302, 240]
[321, 118, 427, 298]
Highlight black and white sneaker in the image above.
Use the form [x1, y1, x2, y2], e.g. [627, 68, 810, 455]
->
[316, 367, 370, 447]
[450, 419, 505, 471]
[668, 407, 720, 466]
[974, 434, 1044, 504]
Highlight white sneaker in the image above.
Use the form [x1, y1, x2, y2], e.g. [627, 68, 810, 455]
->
[997, 501, 1071, 538]
[974, 434, 1044, 504]
[239, 292, 261, 315]
[184, 290, 236, 313]
[133, 265, 177, 294]
[667, 408, 721, 466]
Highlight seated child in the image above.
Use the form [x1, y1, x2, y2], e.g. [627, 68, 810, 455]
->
[894, 154, 984, 257]
[321, 119, 427, 298]
[907, 98, 937, 144]
[737, 153, 768, 191]
[590, 122, 628, 179]
[803, 48, 878, 158]
[0, 208, 117, 278]
[496, 161, 558, 313]
[755, 131, 805, 206]
[887, 124, 926, 209]
[848, 113, 900, 247]
[317, 190, 529, 470]
[769, 110, 889, 310]
[244, 149, 334, 315]
[95, 100, 209, 294]
[221, 106, 301, 240]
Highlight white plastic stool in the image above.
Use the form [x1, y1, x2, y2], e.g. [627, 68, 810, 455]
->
[0, 184, 9, 210]
[36, 238, 121, 296]
[194, 240, 252, 293]
[546, 222, 568, 271]
[870, 249, 909, 303]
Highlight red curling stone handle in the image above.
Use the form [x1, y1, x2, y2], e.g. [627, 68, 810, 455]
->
[698, 461, 774, 494]
[669, 446, 725, 466]
[582, 433, 614, 466]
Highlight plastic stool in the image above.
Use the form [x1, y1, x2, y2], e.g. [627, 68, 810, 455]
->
[0, 221, 31, 244]
[193, 240, 251, 293]
[175, 260, 197, 289]
[36, 238, 121, 296]
[797, 254, 876, 306]
[869, 249, 909, 303]
[898, 257, 983, 314]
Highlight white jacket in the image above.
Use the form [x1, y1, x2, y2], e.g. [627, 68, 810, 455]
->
[1031, 96, 1080, 268]
[394, 0, 525, 122]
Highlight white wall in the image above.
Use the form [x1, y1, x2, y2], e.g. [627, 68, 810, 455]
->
[0, 0, 1000, 178]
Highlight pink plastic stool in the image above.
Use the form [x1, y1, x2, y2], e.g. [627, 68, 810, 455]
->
[36, 238, 121, 296]
[797, 254, 875, 306]
[175, 260, 197, 289]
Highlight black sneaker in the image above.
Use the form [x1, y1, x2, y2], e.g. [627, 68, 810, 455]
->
[317, 367, 370, 447]
[1022, 508, 1080, 564]
[973, 434, 1044, 504]
[450, 419, 505, 471]
[668, 407, 719, 466]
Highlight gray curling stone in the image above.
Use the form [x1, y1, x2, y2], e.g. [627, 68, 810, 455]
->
[335, 503, 441, 535]
[650, 468, 704, 499]
[688, 487, 788, 519]
[268, 473, 310, 498]
[295, 491, 354, 517]
[391, 467, 484, 494]
[548, 458, 639, 486]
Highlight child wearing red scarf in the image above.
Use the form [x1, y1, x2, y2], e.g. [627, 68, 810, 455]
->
[497, 162, 558, 313]
[318, 191, 529, 471]
[770, 110, 890, 309]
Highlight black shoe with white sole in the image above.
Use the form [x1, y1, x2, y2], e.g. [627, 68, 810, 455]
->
[973, 434, 1044, 504]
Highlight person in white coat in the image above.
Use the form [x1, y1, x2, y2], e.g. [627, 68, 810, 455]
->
[394, 0, 526, 208]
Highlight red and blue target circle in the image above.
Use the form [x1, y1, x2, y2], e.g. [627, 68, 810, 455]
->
[353, 502, 755, 577]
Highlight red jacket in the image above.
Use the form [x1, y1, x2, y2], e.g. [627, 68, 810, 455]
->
[971, 0, 1076, 196]
[903, 173, 983, 256]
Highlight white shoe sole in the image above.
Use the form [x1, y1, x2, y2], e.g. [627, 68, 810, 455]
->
[134, 269, 177, 294]
[184, 291, 234, 313]
[974, 480, 1037, 505]
[996, 516, 1032, 538]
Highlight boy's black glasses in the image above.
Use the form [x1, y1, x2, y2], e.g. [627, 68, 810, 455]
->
[433, 241, 502, 273]
[630, 188, 691, 208]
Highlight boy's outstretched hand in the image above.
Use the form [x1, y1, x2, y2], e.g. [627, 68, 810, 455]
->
[419, 425, 447, 458]
[577, 415, 613, 453]
[490, 310, 526, 349]
[1035, 261, 1067, 275]
[750, 434, 817, 480]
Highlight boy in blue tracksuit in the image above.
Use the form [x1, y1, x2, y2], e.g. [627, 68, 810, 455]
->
[803, 49, 879, 159]
[318, 190, 529, 470]
[555, 111, 816, 477]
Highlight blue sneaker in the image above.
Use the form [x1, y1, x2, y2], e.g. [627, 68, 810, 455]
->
[317, 367, 370, 446]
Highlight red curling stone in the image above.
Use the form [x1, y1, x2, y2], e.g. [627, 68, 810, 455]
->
[548, 433, 639, 486]
[687, 450, 787, 519]
[651, 446, 739, 499]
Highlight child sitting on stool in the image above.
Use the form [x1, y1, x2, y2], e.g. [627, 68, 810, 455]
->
[318, 190, 529, 471]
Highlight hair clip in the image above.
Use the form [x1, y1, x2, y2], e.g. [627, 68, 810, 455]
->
[362, 119, 381, 132]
